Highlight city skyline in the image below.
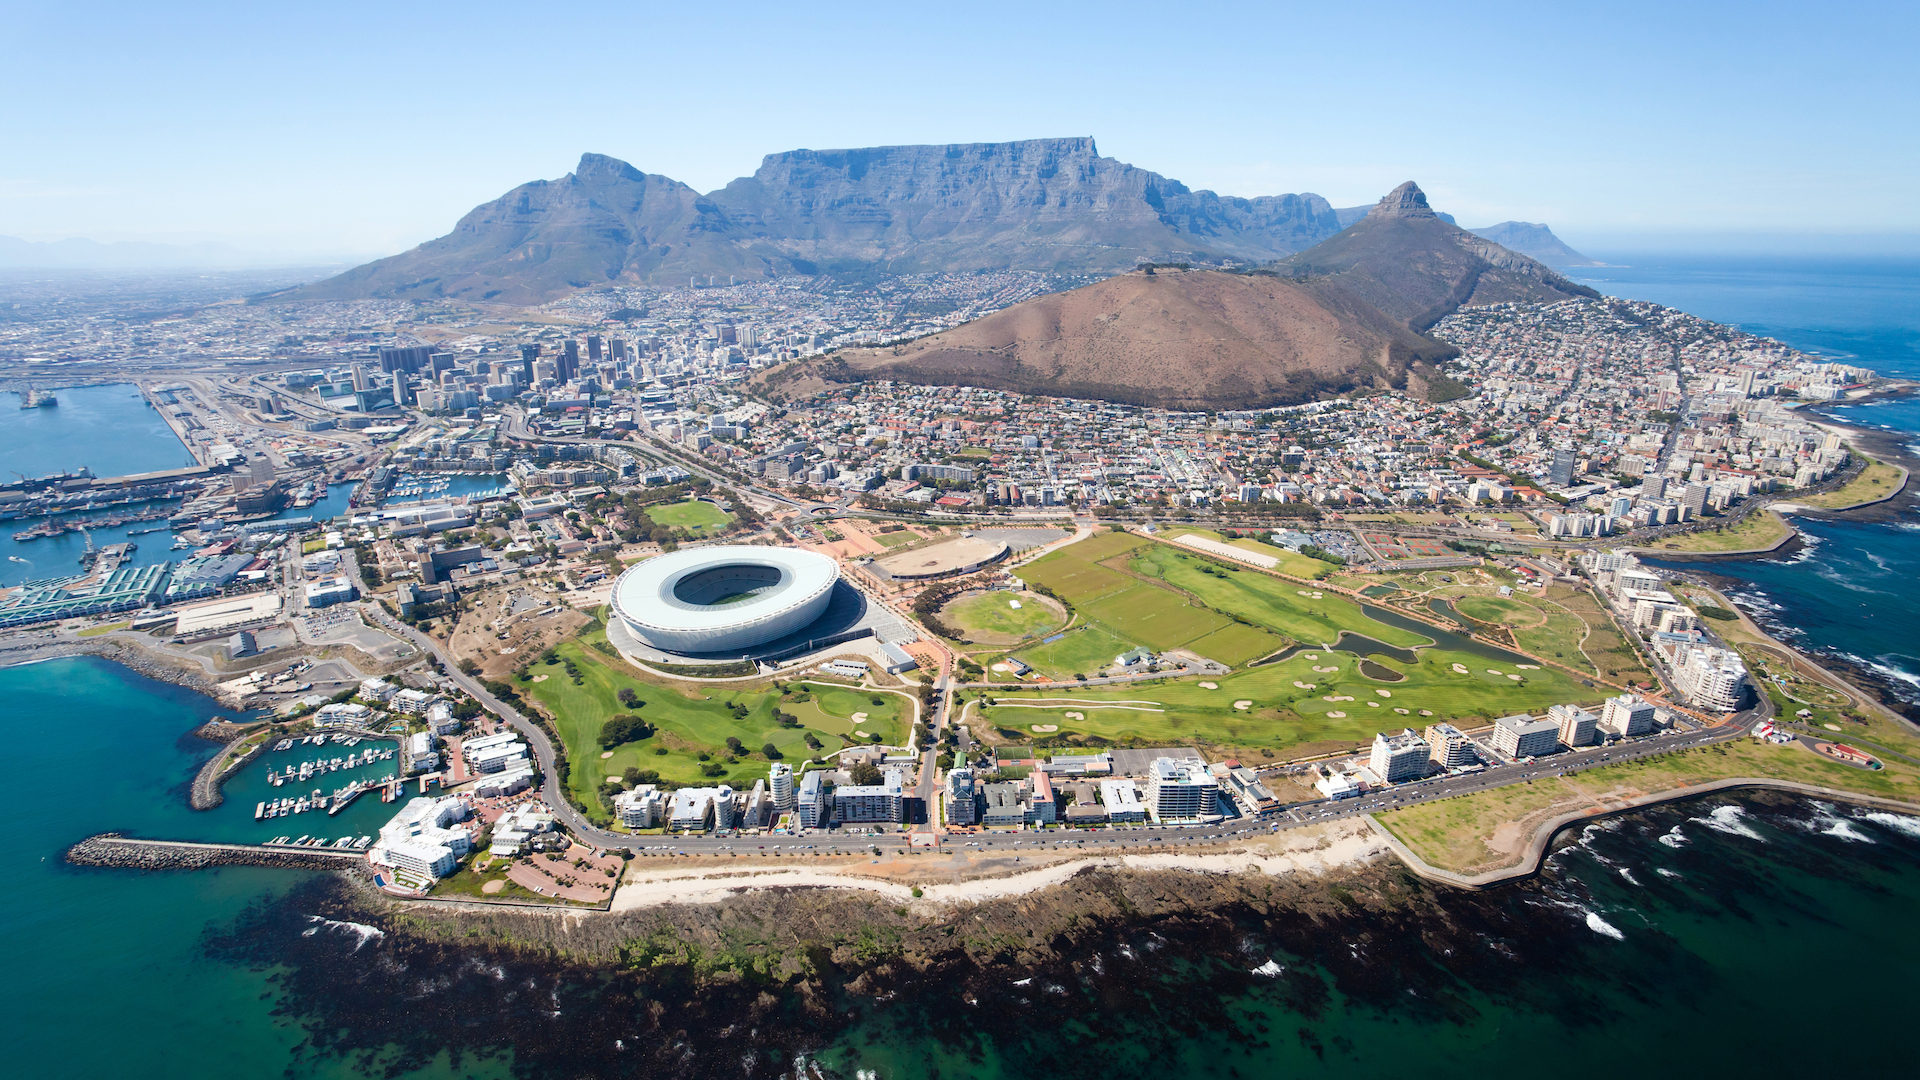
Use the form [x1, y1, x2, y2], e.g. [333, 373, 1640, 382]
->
[2, 0, 1915, 262]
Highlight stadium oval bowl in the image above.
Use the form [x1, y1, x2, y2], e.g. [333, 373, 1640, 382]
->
[610, 546, 840, 655]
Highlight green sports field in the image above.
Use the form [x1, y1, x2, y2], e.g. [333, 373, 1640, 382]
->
[644, 499, 734, 535]
[944, 590, 1065, 642]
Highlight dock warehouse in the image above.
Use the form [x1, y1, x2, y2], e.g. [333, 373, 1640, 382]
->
[171, 591, 284, 637]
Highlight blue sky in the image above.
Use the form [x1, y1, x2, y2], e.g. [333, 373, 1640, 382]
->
[1, 0, 1913, 260]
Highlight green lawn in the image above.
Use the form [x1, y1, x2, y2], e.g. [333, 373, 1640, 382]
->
[1453, 596, 1537, 625]
[1659, 509, 1793, 553]
[1127, 543, 1428, 649]
[792, 681, 906, 745]
[1012, 625, 1136, 681]
[871, 529, 921, 548]
[520, 639, 850, 821]
[978, 640, 1596, 756]
[1018, 532, 1150, 602]
[1797, 456, 1906, 510]
[944, 591, 1066, 641]
[1378, 738, 1920, 873]
[644, 499, 734, 535]
[1010, 532, 1433, 673]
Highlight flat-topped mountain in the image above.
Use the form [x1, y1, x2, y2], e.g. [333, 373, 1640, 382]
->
[1276, 182, 1597, 330]
[1465, 221, 1601, 267]
[763, 267, 1460, 411]
[286, 140, 1351, 303]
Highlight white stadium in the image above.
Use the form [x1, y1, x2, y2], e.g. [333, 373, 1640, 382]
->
[610, 546, 840, 655]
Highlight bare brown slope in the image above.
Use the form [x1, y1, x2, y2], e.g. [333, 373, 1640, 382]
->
[780, 270, 1458, 410]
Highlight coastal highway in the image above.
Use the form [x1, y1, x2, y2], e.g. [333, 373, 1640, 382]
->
[365, 596, 1761, 857]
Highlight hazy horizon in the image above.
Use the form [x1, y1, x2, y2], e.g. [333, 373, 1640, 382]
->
[4, 1, 1913, 267]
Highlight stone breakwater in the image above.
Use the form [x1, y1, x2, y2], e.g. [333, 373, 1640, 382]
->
[188, 733, 264, 811]
[66, 834, 373, 878]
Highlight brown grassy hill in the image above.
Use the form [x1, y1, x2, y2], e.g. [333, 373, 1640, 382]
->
[764, 269, 1459, 410]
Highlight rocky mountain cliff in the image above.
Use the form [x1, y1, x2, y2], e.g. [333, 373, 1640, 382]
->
[1466, 221, 1601, 267]
[1277, 182, 1597, 331]
[288, 140, 1349, 302]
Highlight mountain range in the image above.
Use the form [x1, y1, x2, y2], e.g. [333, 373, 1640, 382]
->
[290, 139, 1363, 303]
[767, 182, 1596, 410]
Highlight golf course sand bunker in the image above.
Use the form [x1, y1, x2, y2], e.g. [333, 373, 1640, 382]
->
[1031, 724, 1058, 732]
[1199, 681, 1218, 689]
[1234, 700, 1253, 711]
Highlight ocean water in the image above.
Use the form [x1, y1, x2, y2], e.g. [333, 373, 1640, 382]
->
[4, 257, 1919, 1078]
[1572, 256, 1920, 700]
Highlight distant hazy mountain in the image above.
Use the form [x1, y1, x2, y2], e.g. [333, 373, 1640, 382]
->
[287, 139, 1353, 303]
[0, 234, 253, 269]
[1277, 182, 1597, 331]
[1466, 221, 1601, 266]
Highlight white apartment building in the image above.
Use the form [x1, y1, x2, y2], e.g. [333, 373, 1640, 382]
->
[1100, 779, 1146, 822]
[1369, 729, 1431, 783]
[614, 786, 665, 828]
[1599, 693, 1656, 737]
[1146, 757, 1220, 823]
[1671, 647, 1748, 712]
[1491, 713, 1560, 758]
[1424, 722, 1477, 768]
[1550, 704, 1599, 748]
[769, 762, 796, 812]
[834, 768, 905, 824]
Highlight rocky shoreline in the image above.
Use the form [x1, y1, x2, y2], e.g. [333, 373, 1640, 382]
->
[198, 789, 1905, 1080]
[0, 635, 224, 697]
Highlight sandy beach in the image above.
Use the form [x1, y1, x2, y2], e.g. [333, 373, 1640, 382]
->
[608, 819, 1389, 912]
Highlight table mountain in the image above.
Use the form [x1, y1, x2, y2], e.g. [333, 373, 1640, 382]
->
[285, 140, 1349, 303]
[1465, 221, 1601, 267]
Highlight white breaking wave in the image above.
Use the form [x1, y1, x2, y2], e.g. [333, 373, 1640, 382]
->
[1692, 804, 1766, 841]
[1865, 812, 1920, 837]
[1618, 866, 1640, 885]
[1655, 867, 1683, 880]
[1585, 910, 1626, 940]
[1658, 826, 1689, 848]
[303, 915, 385, 951]
[1250, 959, 1285, 977]
[1823, 819, 1877, 843]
